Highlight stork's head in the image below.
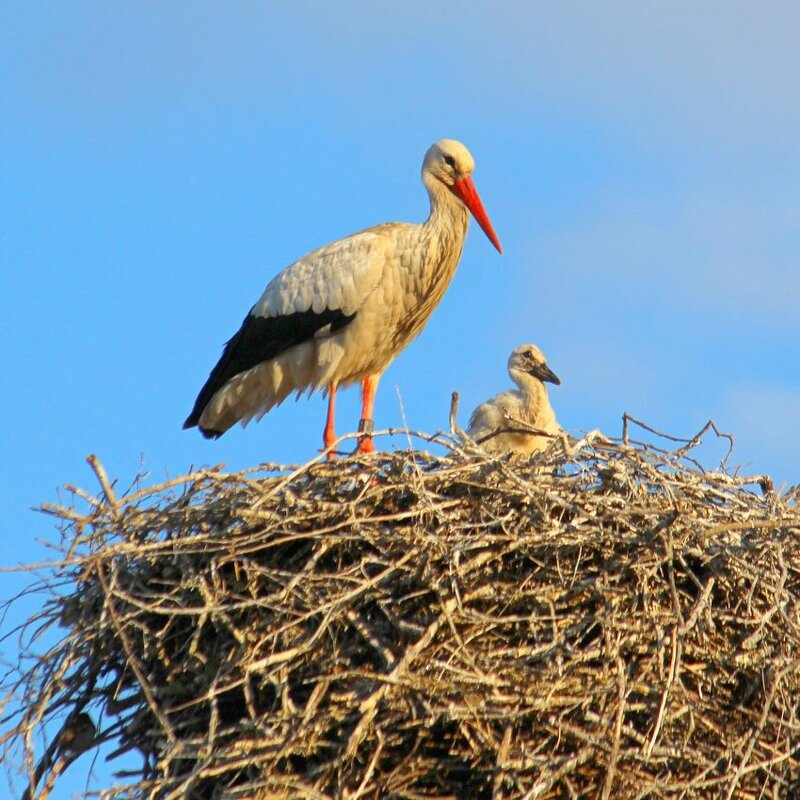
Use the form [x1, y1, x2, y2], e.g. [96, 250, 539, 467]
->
[423, 139, 502, 253]
[508, 344, 560, 386]
[423, 139, 476, 184]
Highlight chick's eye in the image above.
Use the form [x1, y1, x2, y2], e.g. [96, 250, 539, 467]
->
[443, 154, 456, 168]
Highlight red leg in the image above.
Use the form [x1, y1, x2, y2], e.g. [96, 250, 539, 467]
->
[323, 382, 338, 459]
[357, 375, 379, 454]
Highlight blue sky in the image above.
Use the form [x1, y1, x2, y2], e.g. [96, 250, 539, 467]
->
[2, 3, 799, 796]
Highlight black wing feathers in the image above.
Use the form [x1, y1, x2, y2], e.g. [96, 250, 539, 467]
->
[183, 308, 355, 434]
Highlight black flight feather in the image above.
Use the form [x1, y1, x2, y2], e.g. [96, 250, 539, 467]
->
[184, 307, 355, 437]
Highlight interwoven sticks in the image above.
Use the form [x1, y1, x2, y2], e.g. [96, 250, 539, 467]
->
[4, 432, 800, 799]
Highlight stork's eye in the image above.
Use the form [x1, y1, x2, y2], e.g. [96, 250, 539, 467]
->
[443, 154, 456, 168]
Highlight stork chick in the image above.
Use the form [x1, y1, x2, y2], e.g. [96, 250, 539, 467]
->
[467, 344, 562, 457]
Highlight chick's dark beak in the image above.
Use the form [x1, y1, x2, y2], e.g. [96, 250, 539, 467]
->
[531, 364, 560, 385]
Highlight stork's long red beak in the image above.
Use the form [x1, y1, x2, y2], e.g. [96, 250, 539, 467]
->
[452, 175, 502, 254]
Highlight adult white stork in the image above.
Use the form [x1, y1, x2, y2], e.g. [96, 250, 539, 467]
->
[184, 139, 502, 454]
[467, 344, 562, 457]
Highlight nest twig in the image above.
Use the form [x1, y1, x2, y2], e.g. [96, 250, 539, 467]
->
[3, 426, 800, 799]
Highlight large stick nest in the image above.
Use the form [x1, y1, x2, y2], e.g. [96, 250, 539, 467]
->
[4, 427, 800, 799]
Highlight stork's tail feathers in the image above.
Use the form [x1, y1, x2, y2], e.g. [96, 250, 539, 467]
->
[182, 414, 224, 439]
[184, 308, 356, 438]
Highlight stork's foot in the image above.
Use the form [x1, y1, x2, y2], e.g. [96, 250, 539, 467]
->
[357, 437, 375, 454]
[356, 419, 376, 454]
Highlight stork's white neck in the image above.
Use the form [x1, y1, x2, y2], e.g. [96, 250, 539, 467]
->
[382, 171, 471, 350]
[421, 172, 470, 245]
